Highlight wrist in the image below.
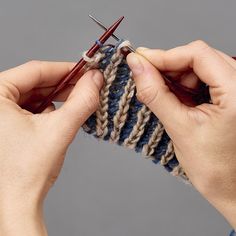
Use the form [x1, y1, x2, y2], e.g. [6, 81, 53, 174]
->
[217, 201, 236, 230]
[187, 157, 236, 230]
[206, 196, 236, 230]
[0, 195, 47, 236]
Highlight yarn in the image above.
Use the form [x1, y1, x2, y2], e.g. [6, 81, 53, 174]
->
[82, 40, 188, 181]
[230, 230, 236, 236]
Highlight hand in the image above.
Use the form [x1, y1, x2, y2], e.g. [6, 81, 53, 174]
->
[0, 61, 103, 236]
[127, 40, 236, 229]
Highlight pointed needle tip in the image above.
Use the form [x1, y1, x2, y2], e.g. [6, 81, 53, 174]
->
[120, 16, 125, 21]
[113, 16, 125, 28]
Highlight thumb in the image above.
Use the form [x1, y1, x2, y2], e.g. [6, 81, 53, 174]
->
[127, 52, 187, 129]
[50, 69, 103, 138]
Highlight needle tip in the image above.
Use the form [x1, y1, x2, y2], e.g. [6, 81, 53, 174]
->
[115, 16, 125, 27]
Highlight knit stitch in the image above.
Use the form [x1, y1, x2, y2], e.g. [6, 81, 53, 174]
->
[82, 40, 188, 181]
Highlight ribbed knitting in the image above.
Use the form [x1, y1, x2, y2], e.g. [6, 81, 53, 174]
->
[82, 40, 188, 181]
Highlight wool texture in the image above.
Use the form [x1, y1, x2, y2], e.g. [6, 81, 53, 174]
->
[230, 230, 236, 236]
[82, 40, 188, 181]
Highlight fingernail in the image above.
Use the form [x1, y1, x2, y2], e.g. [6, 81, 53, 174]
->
[127, 53, 144, 76]
[92, 70, 103, 89]
[137, 47, 149, 51]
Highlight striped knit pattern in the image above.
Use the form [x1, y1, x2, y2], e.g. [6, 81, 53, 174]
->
[82, 40, 188, 181]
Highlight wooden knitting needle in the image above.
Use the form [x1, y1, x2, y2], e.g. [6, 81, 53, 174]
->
[89, 15, 236, 61]
[88, 15, 204, 95]
[33, 16, 125, 113]
[88, 14, 235, 102]
[89, 14, 136, 53]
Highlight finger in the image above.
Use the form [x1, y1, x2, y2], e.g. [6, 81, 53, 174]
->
[127, 52, 188, 128]
[138, 46, 236, 72]
[0, 61, 76, 102]
[215, 49, 236, 69]
[138, 49, 200, 89]
[179, 71, 201, 89]
[163, 72, 202, 107]
[136, 40, 235, 87]
[47, 70, 103, 138]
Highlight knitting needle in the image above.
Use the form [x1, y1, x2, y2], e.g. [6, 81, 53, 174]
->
[88, 15, 208, 96]
[89, 14, 236, 62]
[90, 15, 236, 101]
[88, 17, 208, 100]
[34, 16, 125, 113]
[89, 14, 136, 53]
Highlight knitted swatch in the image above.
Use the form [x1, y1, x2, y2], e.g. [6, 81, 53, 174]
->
[82, 40, 188, 181]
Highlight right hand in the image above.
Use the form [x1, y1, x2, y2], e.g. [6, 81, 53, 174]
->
[127, 40, 236, 229]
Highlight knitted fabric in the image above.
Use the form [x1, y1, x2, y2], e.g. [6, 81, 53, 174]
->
[230, 230, 236, 236]
[82, 40, 188, 181]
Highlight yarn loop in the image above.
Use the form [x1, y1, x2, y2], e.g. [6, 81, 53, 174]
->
[83, 40, 188, 181]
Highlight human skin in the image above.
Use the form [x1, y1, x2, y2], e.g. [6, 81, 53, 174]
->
[0, 61, 103, 236]
[0, 40, 236, 235]
[127, 40, 236, 230]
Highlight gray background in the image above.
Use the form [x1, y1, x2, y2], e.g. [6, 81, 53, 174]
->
[0, 0, 234, 235]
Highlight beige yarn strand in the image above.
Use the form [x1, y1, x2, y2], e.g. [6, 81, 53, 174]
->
[96, 50, 124, 138]
[142, 123, 165, 157]
[160, 141, 175, 166]
[123, 105, 151, 149]
[110, 74, 135, 143]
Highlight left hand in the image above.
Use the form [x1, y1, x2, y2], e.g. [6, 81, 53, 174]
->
[0, 61, 103, 236]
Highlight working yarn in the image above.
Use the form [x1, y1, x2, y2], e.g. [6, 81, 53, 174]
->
[82, 40, 188, 181]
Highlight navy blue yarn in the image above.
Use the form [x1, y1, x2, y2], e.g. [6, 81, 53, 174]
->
[153, 131, 170, 162]
[84, 114, 96, 134]
[104, 40, 132, 140]
[118, 95, 143, 144]
[83, 44, 178, 174]
[95, 40, 103, 47]
[135, 113, 158, 153]
[104, 61, 131, 141]
[167, 157, 179, 169]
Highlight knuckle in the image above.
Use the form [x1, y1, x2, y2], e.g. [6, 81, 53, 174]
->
[0, 80, 20, 102]
[136, 85, 158, 105]
[189, 40, 209, 49]
[25, 60, 43, 83]
[189, 40, 211, 54]
[188, 40, 213, 65]
[26, 60, 42, 67]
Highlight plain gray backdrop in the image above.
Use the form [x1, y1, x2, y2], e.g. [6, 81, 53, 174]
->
[0, 0, 235, 235]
